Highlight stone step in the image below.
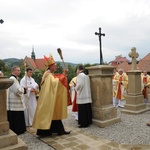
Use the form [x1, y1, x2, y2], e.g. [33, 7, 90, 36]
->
[0, 130, 18, 148]
[0, 137, 27, 150]
[124, 103, 146, 111]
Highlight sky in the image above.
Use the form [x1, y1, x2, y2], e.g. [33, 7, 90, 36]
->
[0, 0, 150, 64]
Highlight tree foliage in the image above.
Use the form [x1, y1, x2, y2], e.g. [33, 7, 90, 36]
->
[54, 62, 63, 74]
[0, 59, 11, 77]
[1, 59, 98, 91]
[67, 64, 76, 83]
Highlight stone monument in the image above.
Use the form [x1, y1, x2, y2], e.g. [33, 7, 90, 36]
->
[148, 94, 150, 104]
[0, 76, 27, 149]
[86, 65, 121, 128]
[122, 47, 148, 114]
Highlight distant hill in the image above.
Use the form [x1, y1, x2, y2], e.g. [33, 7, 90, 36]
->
[56, 61, 77, 68]
[3, 58, 77, 68]
[3, 58, 22, 68]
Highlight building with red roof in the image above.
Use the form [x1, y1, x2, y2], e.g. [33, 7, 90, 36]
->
[110, 53, 150, 73]
[109, 55, 129, 66]
[23, 48, 46, 72]
[23, 48, 150, 74]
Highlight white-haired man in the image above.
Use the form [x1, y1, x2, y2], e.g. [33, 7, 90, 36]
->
[113, 69, 128, 108]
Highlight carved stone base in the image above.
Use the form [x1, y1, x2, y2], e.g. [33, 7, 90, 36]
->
[148, 94, 150, 103]
[145, 94, 150, 108]
[0, 130, 27, 150]
[92, 117, 121, 128]
[0, 77, 27, 150]
[92, 106, 121, 128]
[122, 94, 149, 114]
[0, 121, 9, 135]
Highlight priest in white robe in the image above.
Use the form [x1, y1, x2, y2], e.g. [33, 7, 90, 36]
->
[20, 67, 39, 127]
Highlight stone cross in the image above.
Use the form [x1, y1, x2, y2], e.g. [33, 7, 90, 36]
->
[128, 47, 139, 70]
[95, 27, 105, 65]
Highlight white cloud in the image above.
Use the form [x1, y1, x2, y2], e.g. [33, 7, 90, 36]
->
[0, 0, 150, 64]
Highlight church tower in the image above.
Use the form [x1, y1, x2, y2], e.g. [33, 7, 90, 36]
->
[31, 45, 36, 60]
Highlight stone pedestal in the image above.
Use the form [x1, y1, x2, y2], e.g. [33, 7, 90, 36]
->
[147, 94, 150, 108]
[148, 94, 150, 103]
[0, 76, 27, 149]
[86, 65, 121, 128]
[122, 70, 148, 114]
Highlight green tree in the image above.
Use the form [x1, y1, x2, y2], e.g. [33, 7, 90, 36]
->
[0, 59, 11, 77]
[32, 70, 43, 89]
[67, 64, 76, 83]
[55, 62, 63, 74]
[0, 59, 6, 72]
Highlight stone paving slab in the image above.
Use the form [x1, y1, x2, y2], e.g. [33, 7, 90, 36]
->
[38, 125, 150, 150]
[26, 106, 150, 150]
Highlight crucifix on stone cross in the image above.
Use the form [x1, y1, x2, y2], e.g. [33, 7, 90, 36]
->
[95, 27, 105, 65]
[128, 47, 139, 70]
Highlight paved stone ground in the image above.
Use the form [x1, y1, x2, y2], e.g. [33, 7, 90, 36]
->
[39, 125, 150, 150]
[19, 106, 150, 150]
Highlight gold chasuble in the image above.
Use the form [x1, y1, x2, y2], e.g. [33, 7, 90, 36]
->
[33, 72, 68, 130]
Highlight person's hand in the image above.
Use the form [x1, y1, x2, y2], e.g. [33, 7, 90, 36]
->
[144, 84, 149, 88]
[25, 87, 28, 90]
[31, 88, 36, 92]
[119, 81, 122, 84]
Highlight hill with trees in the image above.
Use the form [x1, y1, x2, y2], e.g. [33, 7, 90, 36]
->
[2, 58, 77, 69]
[3, 58, 22, 68]
[0, 58, 78, 85]
[1, 58, 98, 87]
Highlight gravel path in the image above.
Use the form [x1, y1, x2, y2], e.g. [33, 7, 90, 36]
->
[19, 132, 54, 150]
[64, 107, 150, 145]
[19, 107, 150, 149]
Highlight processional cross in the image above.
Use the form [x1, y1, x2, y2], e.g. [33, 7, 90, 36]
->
[95, 27, 105, 65]
[0, 19, 4, 24]
[128, 47, 139, 70]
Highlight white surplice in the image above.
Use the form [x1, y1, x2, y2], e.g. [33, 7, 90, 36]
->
[20, 76, 38, 126]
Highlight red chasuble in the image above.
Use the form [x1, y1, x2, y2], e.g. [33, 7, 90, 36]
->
[72, 91, 78, 112]
[54, 74, 72, 106]
[116, 76, 123, 100]
[142, 77, 147, 98]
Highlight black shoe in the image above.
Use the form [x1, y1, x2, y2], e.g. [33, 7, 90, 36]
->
[57, 131, 70, 136]
[64, 131, 70, 134]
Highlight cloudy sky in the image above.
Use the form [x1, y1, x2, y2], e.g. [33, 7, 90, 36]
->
[0, 0, 150, 64]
